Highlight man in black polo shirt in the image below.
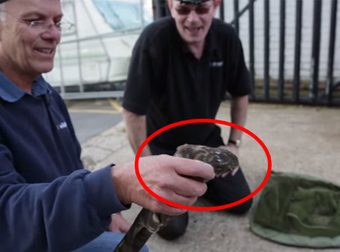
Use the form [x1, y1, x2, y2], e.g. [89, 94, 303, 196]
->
[122, 0, 253, 240]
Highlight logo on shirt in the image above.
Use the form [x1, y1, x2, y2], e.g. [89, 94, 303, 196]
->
[210, 61, 224, 67]
[56, 122, 68, 130]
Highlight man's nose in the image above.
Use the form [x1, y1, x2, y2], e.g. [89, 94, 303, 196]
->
[187, 10, 199, 22]
[41, 24, 61, 41]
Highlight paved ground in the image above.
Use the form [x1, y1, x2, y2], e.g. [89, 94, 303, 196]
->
[80, 101, 340, 252]
[67, 99, 122, 143]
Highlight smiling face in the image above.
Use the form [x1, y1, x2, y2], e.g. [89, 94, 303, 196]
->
[168, 0, 220, 46]
[0, 0, 62, 80]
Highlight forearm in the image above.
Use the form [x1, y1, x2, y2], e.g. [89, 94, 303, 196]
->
[122, 108, 152, 156]
[0, 166, 126, 251]
[229, 95, 249, 142]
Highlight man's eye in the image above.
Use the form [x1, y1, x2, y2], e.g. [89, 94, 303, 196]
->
[176, 8, 191, 15]
[27, 20, 42, 27]
[175, 7, 210, 15]
[195, 7, 210, 14]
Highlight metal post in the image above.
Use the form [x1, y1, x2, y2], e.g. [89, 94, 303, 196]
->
[80, 0, 112, 84]
[309, 0, 322, 102]
[152, 0, 168, 20]
[278, 0, 286, 101]
[249, 0, 255, 100]
[233, 0, 239, 34]
[165, 0, 171, 16]
[325, 0, 338, 103]
[293, 0, 303, 102]
[231, 0, 258, 26]
[264, 0, 270, 100]
[219, 0, 224, 21]
[152, 0, 162, 20]
[74, 1, 84, 92]
[139, 0, 145, 29]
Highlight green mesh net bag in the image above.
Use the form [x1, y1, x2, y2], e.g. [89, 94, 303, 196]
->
[250, 171, 340, 248]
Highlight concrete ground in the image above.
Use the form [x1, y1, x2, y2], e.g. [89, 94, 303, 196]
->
[81, 102, 340, 252]
[67, 99, 122, 143]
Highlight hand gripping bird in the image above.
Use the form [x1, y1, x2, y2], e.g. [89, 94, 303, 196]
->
[113, 144, 239, 252]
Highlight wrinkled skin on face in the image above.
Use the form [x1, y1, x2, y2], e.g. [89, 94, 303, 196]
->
[168, 0, 220, 46]
[0, 0, 62, 84]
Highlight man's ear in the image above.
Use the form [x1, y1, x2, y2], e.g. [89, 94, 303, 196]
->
[212, 0, 222, 14]
[167, 0, 173, 11]
[167, 0, 175, 17]
[213, 0, 222, 8]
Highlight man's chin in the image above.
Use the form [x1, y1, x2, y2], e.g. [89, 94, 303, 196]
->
[183, 37, 204, 45]
[37, 65, 54, 74]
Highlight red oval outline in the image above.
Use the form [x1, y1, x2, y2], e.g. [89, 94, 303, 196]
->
[135, 119, 272, 211]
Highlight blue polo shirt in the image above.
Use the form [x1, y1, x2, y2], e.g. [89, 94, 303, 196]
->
[0, 73, 127, 252]
[0, 72, 52, 102]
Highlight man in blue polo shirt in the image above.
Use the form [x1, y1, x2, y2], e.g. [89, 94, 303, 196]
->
[123, 0, 253, 240]
[0, 0, 215, 251]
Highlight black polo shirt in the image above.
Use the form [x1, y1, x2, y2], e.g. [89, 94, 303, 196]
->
[123, 16, 251, 154]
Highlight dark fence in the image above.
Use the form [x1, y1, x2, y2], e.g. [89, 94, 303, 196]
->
[152, 0, 340, 106]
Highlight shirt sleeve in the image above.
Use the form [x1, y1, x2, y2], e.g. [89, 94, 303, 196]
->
[122, 30, 154, 115]
[0, 142, 128, 252]
[226, 29, 252, 97]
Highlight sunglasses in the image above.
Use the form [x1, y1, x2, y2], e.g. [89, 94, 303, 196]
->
[175, 5, 213, 15]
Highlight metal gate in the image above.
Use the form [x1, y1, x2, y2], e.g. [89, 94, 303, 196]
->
[153, 0, 340, 106]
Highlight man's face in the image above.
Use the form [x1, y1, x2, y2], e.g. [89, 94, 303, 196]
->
[0, 0, 62, 78]
[168, 0, 220, 45]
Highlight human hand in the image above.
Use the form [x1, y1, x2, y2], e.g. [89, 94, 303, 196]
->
[111, 155, 215, 216]
[108, 213, 131, 233]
